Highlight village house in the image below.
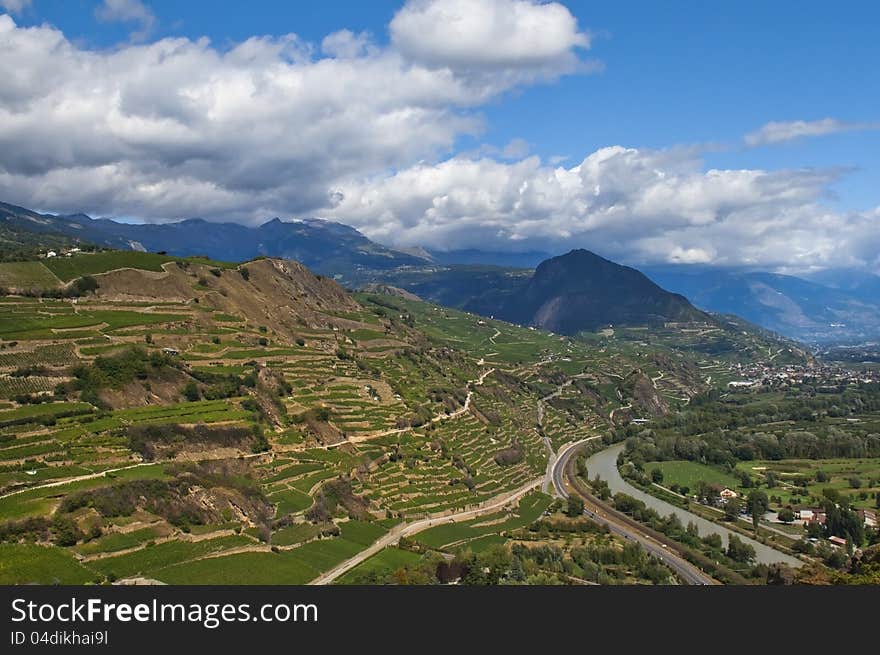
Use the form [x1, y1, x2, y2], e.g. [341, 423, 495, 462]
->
[858, 509, 877, 529]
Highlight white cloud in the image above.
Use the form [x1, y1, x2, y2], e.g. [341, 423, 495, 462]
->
[321, 29, 373, 59]
[390, 0, 589, 73]
[745, 118, 880, 146]
[501, 138, 530, 159]
[326, 147, 879, 271]
[0, 8, 876, 273]
[95, 0, 157, 41]
[0, 7, 589, 222]
[0, 0, 30, 13]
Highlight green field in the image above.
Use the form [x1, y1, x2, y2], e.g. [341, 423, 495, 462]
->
[339, 519, 387, 546]
[73, 527, 162, 556]
[43, 251, 177, 281]
[644, 460, 740, 491]
[88, 535, 253, 579]
[156, 550, 318, 585]
[0, 307, 188, 340]
[736, 458, 880, 509]
[0, 261, 61, 289]
[415, 492, 552, 549]
[0, 543, 95, 584]
[155, 533, 376, 584]
[336, 547, 423, 584]
[41, 251, 235, 282]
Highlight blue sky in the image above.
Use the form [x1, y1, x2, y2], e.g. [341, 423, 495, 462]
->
[1, 0, 878, 270]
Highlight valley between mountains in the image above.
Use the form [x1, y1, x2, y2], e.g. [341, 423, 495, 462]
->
[1, 207, 878, 586]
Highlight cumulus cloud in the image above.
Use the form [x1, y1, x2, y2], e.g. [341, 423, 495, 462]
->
[0, 0, 30, 13]
[0, 6, 589, 222]
[745, 118, 880, 146]
[95, 0, 157, 41]
[0, 7, 876, 272]
[321, 29, 374, 59]
[326, 147, 880, 271]
[390, 0, 589, 74]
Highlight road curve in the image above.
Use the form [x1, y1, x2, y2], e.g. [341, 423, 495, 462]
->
[552, 439, 717, 585]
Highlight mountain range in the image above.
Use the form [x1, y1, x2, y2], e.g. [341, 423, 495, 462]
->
[643, 266, 880, 344]
[0, 201, 425, 275]
[3, 199, 879, 343]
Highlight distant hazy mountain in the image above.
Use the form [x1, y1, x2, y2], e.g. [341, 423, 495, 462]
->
[497, 250, 708, 334]
[0, 201, 426, 279]
[6, 198, 879, 344]
[806, 268, 880, 304]
[643, 266, 880, 343]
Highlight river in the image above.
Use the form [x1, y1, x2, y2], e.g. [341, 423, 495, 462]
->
[584, 443, 802, 567]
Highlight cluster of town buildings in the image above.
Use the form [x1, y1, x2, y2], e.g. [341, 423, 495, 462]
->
[705, 488, 877, 539]
[39, 247, 82, 258]
[794, 507, 877, 529]
[727, 362, 880, 389]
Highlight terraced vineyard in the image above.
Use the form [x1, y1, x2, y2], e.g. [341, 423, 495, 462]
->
[0, 253, 786, 584]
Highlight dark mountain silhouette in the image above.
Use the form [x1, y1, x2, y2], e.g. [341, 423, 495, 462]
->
[496, 249, 708, 334]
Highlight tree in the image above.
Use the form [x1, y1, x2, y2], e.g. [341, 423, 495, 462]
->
[182, 381, 200, 402]
[726, 535, 756, 564]
[650, 468, 664, 484]
[823, 501, 865, 546]
[52, 515, 82, 547]
[777, 508, 795, 524]
[702, 533, 723, 550]
[823, 488, 841, 503]
[566, 496, 584, 518]
[746, 490, 769, 534]
[70, 275, 98, 296]
[723, 497, 742, 522]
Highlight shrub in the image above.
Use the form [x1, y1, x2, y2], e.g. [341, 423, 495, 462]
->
[70, 275, 99, 295]
[493, 440, 524, 467]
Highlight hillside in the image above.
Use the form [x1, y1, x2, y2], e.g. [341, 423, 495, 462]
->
[355, 251, 711, 336]
[0, 202, 86, 261]
[497, 250, 709, 335]
[0, 200, 427, 281]
[7, 199, 875, 346]
[0, 247, 786, 585]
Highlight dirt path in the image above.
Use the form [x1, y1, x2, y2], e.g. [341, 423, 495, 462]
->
[0, 452, 266, 501]
[336, 367, 495, 448]
[609, 403, 631, 423]
[309, 476, 542, 585]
